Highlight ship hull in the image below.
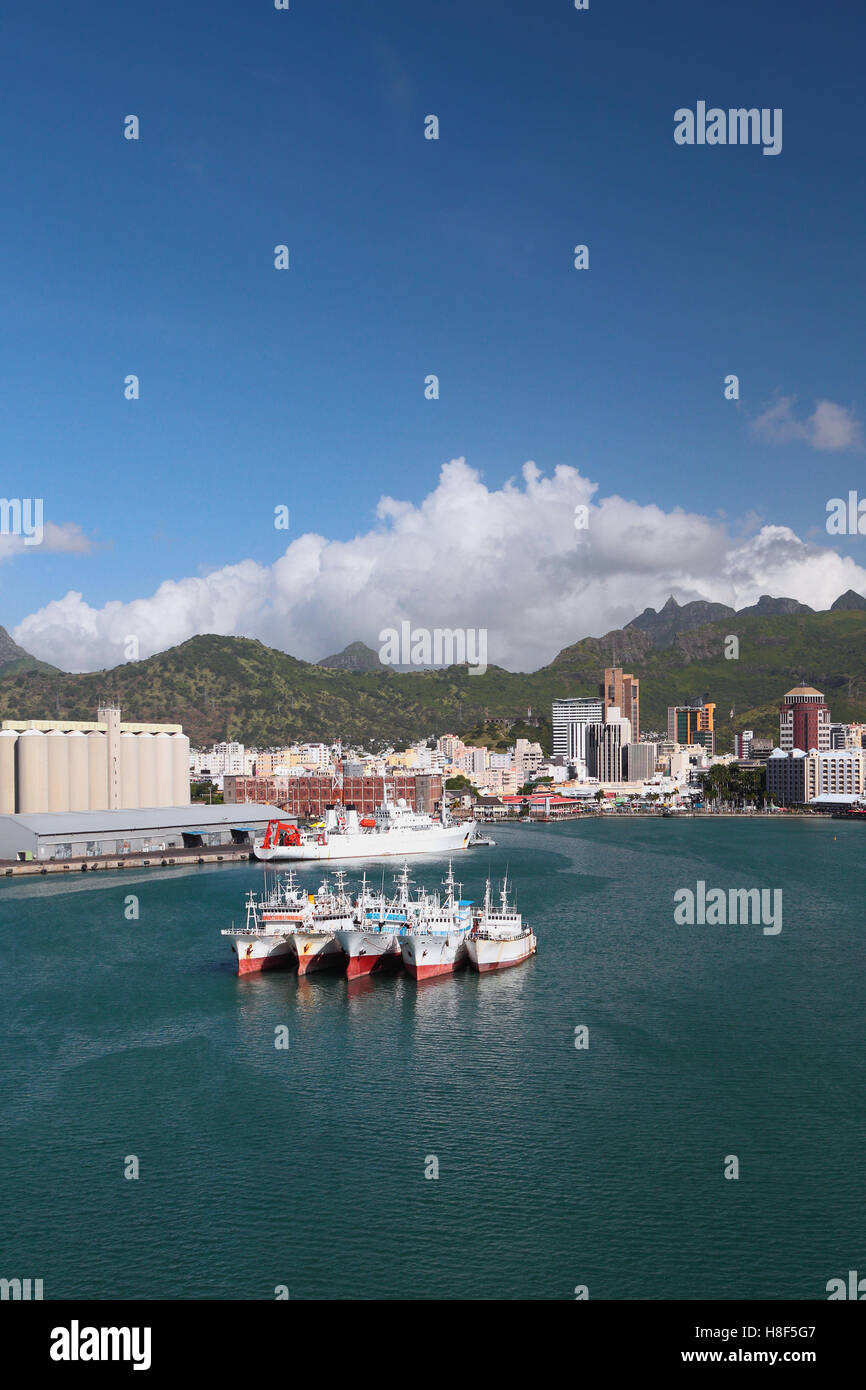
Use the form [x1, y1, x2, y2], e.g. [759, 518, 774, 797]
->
[399, 934, 468, 980]
[466, 932, 537, 972]
[230, 935, 296, 976]
[255, 823, 475, 862]
[335, 929, 401, 978]
[292, 932, 345, 975]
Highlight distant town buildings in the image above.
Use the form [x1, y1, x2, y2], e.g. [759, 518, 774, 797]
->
[171, 664, 866, 825]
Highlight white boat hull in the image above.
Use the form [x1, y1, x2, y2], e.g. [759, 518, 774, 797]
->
[466, 932, 537, 972]
[399, 932, 469, 980]
[334, 926, 401, 978]
[228, 932, 296, 976]
[255, 822, 475, 862]
[291, 929, 346, 975]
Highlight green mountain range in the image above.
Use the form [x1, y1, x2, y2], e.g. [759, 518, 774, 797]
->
[2, 594, 865, 752]
[0, 625, 58, 678]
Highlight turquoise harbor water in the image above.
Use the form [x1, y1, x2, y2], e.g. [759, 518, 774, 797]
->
[1, 818, 863, 1301]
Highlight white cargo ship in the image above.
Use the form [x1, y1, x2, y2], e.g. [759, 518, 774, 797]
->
[466, 875, 537, 972]
[254, 795, 475, 862]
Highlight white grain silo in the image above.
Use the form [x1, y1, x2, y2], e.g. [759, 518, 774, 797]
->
[67, 729, 89, 811]
[0, 729, 18, 814]
[137, 732, 156, 808]
[154, 732, 173, 806]
[98, 704, 121, 808]
[17, 729, 48, 814]
[170, 733, 191, 806]
[86, 730, 109, 811]
[46, 729, 71, 813]
[120, 731, 140, 809]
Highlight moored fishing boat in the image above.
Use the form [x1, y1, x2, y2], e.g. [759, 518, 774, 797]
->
[336, 864, 425, 978]
[398, 861, 473, 981]
[291, 872, 353, 974]
[221, 889, 300, 976]
[466, 875, 536, 972]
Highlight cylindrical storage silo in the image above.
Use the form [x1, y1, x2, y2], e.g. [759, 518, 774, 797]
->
[154, 732, 173, 807]
[86, 731, 108, 811]
[46, 729, 70, 813]
[137, 732, 156, 808]
[67, 730, 89, 812]
[120, 731, 140, 810]
[0, 729, 18, 814]
[170, 733, 191, 806]
[17, 729, 48, 814]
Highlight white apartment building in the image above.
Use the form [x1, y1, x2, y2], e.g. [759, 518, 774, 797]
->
[437, 734, 465, 762]
[472, 767, 520, 796]
[190, 741, 245, 779]
[298, 743, 332, 768]
[513, 738, 544, 779]
[457, 747, 488, 776]
[552, 698, 605, 762]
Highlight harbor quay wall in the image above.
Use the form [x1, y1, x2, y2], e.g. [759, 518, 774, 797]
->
[1, 843, 254, 877]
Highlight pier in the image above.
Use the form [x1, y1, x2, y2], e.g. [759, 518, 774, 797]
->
[1, 844, 255, 877]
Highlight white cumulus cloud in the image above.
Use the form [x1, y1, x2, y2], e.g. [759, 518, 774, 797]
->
[12, 458, 866, 673]
[0, 520, 93, 561]
[751, 395, 861, 450]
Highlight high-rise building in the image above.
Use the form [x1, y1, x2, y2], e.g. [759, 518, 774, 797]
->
[668, 702, 716, 754]
[601, 668, 640, 741]
[586, 708, 632, 782]
[552, 697, 604, 765]
[779, 686, 830, 752]
[732, 729, 754, 759]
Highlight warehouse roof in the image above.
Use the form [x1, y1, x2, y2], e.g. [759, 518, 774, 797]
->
[0, 803, 286, 835]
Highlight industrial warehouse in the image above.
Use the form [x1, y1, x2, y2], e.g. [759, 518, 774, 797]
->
[0, 803, 287, 864]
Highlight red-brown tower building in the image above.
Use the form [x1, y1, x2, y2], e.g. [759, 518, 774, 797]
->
[779, 685, 830, 752]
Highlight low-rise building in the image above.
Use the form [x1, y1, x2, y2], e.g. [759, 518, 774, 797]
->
[766, 747, 866, 805]
[224, 773, 442, 817]
[0, 802, 285, 863]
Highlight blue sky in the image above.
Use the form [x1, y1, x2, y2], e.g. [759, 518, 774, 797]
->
[1, 0, 864, 670]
